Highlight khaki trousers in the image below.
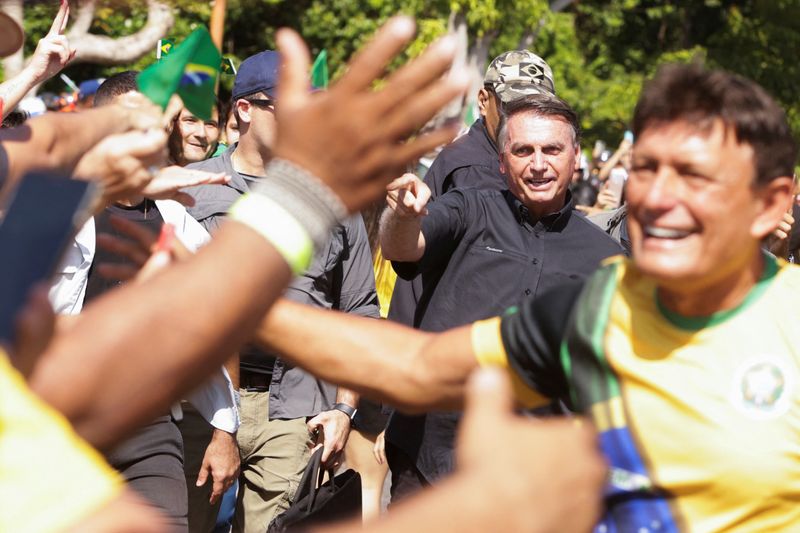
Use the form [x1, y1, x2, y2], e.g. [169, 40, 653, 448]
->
[233, 389, 312, 533]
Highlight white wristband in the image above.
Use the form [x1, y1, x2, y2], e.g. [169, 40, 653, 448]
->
[229, 193, 314, 275]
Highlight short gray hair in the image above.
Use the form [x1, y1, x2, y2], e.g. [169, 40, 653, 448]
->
[496, 94, 581, 152]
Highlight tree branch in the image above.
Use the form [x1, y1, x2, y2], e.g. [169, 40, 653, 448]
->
[68, 0, 174, 65]
[70, 0, 97, 35]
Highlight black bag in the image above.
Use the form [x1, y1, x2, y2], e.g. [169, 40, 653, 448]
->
[267, 447, 362, 532]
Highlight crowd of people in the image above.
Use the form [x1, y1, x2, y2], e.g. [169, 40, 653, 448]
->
[2, 3, 800, 533]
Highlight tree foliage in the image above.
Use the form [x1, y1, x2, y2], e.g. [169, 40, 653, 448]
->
[20, 0, 206, 88]
[571, 0, 800, 144]
[9, 0, 800, 150]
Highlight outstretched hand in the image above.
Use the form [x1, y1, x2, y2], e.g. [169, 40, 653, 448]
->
[273, 17, 468, 213]
[74, 131, 227, 207]
[26, 0, 76, 85]
[142, 166, 230, 207]
[73, 130, 168, 206]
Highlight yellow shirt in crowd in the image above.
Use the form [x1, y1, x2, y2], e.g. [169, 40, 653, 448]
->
[0, 353, 123, 532]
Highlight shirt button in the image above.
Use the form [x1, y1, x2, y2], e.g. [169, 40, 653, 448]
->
[532, 258, 539, 265]
[524, 289, 532, 296]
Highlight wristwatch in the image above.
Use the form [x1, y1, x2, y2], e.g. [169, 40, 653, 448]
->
[333, 402, 358, 423]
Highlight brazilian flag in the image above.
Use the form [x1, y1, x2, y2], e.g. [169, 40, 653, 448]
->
[138, 28, 220, 122]
[157, 39, 174, 60]
[220, 57, 237, 76]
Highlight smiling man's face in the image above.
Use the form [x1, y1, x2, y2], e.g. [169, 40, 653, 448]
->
[627, 119, 764, 289]
[499, 111, 579, 218]
[176, 107, 220, 164]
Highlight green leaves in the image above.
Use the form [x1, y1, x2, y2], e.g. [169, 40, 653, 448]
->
[12, 0, 800, 161]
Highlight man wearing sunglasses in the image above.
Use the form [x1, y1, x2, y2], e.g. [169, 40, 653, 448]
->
[186, 50, 379, 533]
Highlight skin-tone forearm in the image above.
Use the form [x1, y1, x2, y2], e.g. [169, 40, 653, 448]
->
[0, 69, 41, 120]
[71, 489, 167, 533]
[0, 103, 151, 190]
[254, 299, 476, 412]
[336, 387, 359, 409]
[378, 206, 426, 262]
[29, 222, 292, 450]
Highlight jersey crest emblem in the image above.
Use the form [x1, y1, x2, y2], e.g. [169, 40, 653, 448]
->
[732, 357, 792, 419]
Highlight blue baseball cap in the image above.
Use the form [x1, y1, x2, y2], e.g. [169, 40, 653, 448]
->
[232, 50, 280, 100]
[78, 78, 104, 100]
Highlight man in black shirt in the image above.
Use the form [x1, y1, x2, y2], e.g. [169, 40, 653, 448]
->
[388, 49, 559, 328]
[381, 53, 563, 492]
[379, 94, 622, 498]
[425, 49, 558, 197]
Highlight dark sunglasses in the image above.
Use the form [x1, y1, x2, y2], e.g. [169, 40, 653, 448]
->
[247, 98, 275, 109]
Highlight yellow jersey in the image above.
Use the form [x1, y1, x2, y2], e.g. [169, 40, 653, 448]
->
[0, 354, 123, 532]
[473, 254, 800, 532]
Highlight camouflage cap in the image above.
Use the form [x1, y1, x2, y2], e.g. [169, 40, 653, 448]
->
[484, 50, 555, 102]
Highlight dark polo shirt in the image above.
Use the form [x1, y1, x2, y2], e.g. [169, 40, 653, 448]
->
[387, 118, 504, 327]
[394, 188, 623, 331]
[386, 187, 623, 481]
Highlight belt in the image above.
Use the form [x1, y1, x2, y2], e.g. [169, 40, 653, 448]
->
[240, 369, 272, 392]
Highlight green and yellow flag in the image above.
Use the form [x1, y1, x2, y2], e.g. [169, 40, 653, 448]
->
[156, 39, 174, 60]
[311, 49, 328, 89]
[138, 28, 220, 121]
[220, 57, 237, 76]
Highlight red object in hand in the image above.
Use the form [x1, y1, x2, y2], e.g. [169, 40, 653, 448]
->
[155, 223, 175, 253]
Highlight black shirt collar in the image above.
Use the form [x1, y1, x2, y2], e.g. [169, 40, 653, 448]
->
[504, 189, 574, 230]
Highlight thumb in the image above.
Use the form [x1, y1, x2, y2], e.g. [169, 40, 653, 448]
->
[462, 368, 514, 429]
[196, 463, 210, 487]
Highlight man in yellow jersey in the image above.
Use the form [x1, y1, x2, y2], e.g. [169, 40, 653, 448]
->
[252, 62, 800, 532]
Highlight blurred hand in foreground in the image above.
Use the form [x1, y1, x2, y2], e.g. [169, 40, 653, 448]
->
[273, 17, 468, 213]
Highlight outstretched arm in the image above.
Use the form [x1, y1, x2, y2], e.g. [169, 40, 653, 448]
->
[253, 298, 478, 412]
[0, 99, 161, 191]
[31, 223, 292, 449]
